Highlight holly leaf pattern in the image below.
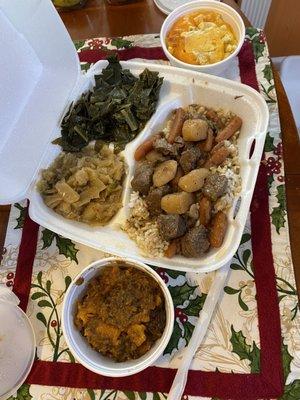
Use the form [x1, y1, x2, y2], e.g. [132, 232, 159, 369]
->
[183, 320, 194, 343]
[111, 37, 133, 49]
[7, 384, 32, 400]
[268, 174, 275, 190]
[280, 380, 300, 400]
[168, 282, 197, 307]
[41, 229, 55, 249]
[230, 326, 251, 359]
[166, 270, 186, 279]
[230, 326, 260, 372]
[278, 342, 300, 399]
[81, 62, 91, 73]
[246, 27, 258, 39]
[282, 342, 293, 382]
[163, 320, 182, 355]
[74, 40, 86, 50]
[252, 40, 265, 61]
[263, 64, 273, 84]
[246, 28, 265, 61]
[276, 185, 287, 209]
[41, 229, 79, 263]
[14, 203, 26, 229]
[87, 389, 95, 400]
[56, 236, 79, 263]
[271, 185, 287, 233]
[264, 132, 275, 152]
[249, 342, 260, 373]
[271, 206, 286, 234]
[164, 289, 206, 355]
[182, 293, 207, 316]
[261, 83, 276, 104]
[124, 391, 135, 400]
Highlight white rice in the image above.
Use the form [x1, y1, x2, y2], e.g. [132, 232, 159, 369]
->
[210, 138, 242, 213]
[123, 194, 169, 257]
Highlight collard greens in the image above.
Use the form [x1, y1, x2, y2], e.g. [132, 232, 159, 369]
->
[54, 55, 163, 152]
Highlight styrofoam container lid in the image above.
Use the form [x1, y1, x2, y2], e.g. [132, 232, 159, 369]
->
[0, 0, 79, 204]
[0, 287, 36, 400]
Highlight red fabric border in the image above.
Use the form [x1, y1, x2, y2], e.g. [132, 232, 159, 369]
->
[12, 204, 39, 311]
[78, 46, 168, 63]
[238, 40, 260, 90]
[18, 41, 283, 399]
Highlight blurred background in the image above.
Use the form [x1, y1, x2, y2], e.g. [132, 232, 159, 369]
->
[237, 0, 300, 134]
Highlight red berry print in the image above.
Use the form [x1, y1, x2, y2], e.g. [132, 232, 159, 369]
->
[274, 143, 283, 157]
[87, 38, 104, 50]
[267, 156, 275, 166]
[157, 268, 169, 284]
[266, 155, 282, 177]
[51, 320, 57, 328]
[259, 32, 266, 43]
[6, 272, 14, 280]
[6, 281, 13, 287]
[175, 308, 188, 323]
[278, 175, 285, 182]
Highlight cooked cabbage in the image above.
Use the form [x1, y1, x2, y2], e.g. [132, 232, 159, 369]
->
[38, 145, 125, 225]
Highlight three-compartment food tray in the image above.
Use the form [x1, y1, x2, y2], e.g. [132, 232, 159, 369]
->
[30, 61, 268, 272]
[0, 1, 269, 273]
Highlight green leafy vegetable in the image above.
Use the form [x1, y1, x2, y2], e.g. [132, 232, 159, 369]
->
[14, 202, 26, 229]
[55, 54, 163, 152]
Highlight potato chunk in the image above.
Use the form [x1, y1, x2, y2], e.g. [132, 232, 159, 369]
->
[178, 168, 209, 192]
[127, 324, 146, 347]
[161, 192, 194, 214]
[182, 119, 208, 141]
[153, 160, 178, 187]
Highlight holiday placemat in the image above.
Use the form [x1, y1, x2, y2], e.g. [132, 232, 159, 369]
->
[1, 28, 299, 400]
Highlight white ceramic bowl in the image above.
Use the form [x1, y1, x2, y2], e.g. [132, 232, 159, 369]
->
[62, 257, 174, 377]
[160, 0, 246, 76]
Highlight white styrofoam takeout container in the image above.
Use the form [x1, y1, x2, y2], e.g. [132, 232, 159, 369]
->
[160, 0, 246, 76]
[0, 287, 36, 400]
[62, 257, 174, 377]
[0, 0, 269, 273]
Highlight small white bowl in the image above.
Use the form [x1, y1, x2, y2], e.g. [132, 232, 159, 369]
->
[160, 0, 246, 76]
[62, 257, 174, 377]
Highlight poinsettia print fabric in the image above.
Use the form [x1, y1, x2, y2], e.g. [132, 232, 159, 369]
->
[1, 28, 299, 400]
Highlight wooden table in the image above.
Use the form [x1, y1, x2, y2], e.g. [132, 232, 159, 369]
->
[1, 0, 299, 298]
